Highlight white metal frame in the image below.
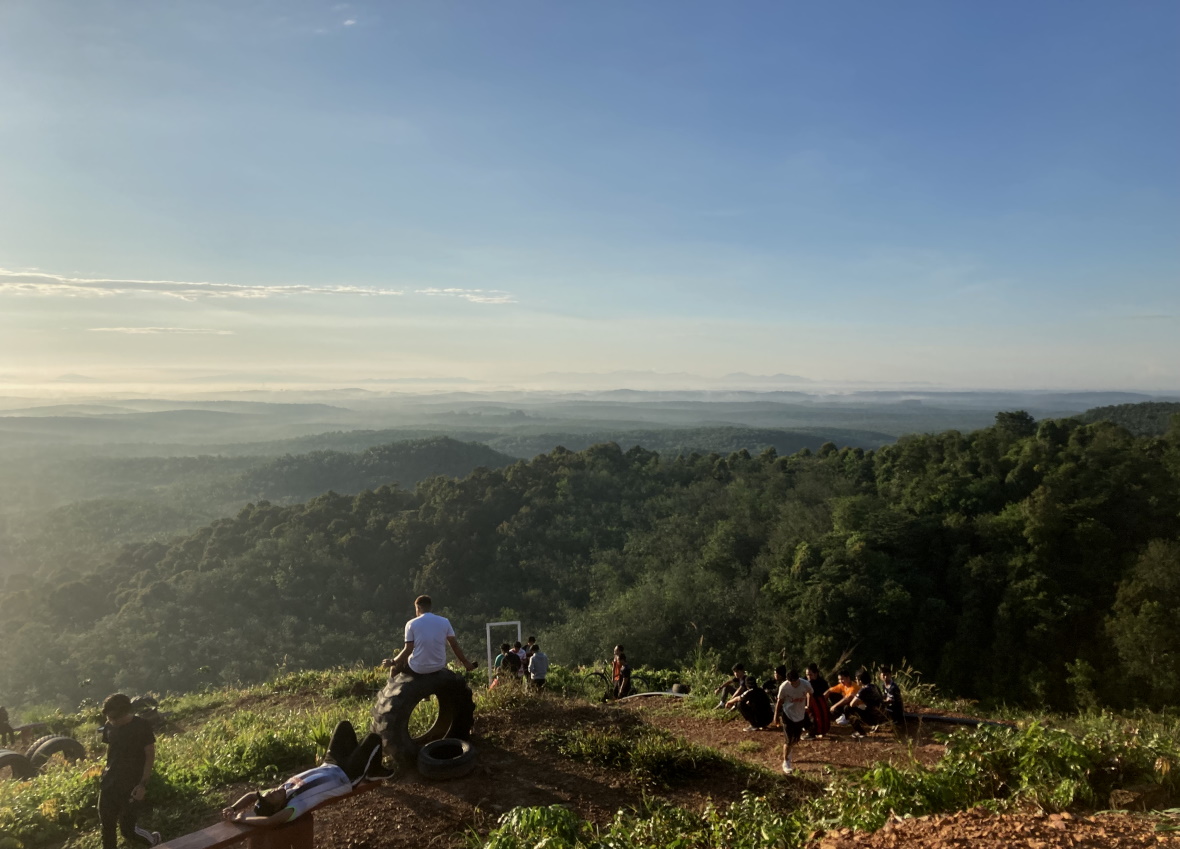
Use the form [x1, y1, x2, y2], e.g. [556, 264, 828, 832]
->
[484, 620, 522, 684]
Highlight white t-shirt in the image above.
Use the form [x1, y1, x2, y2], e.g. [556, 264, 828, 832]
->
[405, 611, 455, 673]
[279, 764, 351, 820]
[776, 679, 814, 723]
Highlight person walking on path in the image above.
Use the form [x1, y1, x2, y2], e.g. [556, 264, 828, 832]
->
[98, 693, 161, 848]
[382, 595, 475, 675]
[528, 644, 550, 690]
[772, 667, 813, 775]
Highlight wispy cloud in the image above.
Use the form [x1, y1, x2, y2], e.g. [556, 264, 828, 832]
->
[88, 327, 235, 335]
[0, 269, 404, 301]
[415, 287, 515, 304]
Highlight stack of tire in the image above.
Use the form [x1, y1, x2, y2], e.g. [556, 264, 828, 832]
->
[371, 669, 477, 779]
[0, 735, 86, 780]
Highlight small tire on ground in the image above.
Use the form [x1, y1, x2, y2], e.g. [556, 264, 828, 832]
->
[0, 750, 38, 780]
[371, 670, 475, 766]
[30, 736, 86, 769]
[24, 735, 58, 760]
[417, 738, 477, 780]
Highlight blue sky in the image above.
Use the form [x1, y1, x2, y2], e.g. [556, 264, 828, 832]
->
[0, 1, 1177, 392]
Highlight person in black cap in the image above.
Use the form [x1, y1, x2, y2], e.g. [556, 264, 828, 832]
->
[99, 693, 161, 848]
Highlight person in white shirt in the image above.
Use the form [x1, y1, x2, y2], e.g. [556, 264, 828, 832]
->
[221, 721, 391, 826]
[527, 645, 550, 690]
[771, 666, 813, 775]
[383, 595, 475, 675]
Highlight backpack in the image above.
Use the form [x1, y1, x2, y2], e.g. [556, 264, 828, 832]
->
[501, 651, 522, 673]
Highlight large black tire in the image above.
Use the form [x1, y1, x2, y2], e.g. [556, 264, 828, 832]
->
[371, 670, 475, 766]
[417, 738, 477, 780]
[24, 735, 57, 760]
[0, 750, 37, 780]
[30, 736, 86, 769]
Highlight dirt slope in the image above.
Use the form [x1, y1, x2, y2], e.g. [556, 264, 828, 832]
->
[296, 694, 1176, 849]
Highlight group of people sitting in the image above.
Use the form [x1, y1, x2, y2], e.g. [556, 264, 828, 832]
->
[713, 663, 906, 775]
[491, 637, 550, 689]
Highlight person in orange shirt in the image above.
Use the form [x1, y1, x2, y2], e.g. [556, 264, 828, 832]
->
[825, 670, 858, 723]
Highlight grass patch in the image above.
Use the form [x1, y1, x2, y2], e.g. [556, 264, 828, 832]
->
[480, 714, 1180, 847]
[541, 726, 732, 788]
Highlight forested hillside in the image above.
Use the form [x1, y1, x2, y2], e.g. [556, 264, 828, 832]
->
[1077, 401, 1180, 435]
[0, 437, 515, 575]
[2, 413, 1177, 713]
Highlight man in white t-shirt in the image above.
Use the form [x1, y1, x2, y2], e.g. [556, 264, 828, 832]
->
[772, 666, 813, 775]
[383, 595, 475, 675]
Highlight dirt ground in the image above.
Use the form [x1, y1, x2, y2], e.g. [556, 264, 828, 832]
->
[301, 693, 1178, 849]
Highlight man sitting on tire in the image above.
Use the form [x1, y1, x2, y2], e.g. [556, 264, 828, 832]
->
[383, 595, 476, 676]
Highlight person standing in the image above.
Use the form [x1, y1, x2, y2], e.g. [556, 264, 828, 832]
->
[383, 595, 475, 675]
[98, 694, 161, 848]
[0, 706, 15, 746]
[613, 651, 633, 700]
[527, 644, 550, 690]
[772, 667, 813, 775]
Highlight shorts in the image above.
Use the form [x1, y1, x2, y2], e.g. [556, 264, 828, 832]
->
[782, 717, 806, 743]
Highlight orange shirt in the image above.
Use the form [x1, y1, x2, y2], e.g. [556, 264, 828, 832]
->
[826, 682, 857, 700]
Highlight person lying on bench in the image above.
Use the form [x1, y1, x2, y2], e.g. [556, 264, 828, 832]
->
[221, 721, 393, 826]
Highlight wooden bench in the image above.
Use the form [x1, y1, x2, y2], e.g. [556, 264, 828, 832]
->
[158, 781, 384, 849]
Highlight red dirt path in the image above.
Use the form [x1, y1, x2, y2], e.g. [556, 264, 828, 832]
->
[295, 694, 1177, 848]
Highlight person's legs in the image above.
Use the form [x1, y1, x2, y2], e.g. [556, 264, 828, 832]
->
[119, 798, 157, 846]
[341, 732, 385, 781]
[783, 719, 803, 771]
[326, 720, 359, 766]
[737, 699, 759, 728]
[98, 782, 121, 849]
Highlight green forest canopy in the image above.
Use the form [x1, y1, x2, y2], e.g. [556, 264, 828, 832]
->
[1, 411, 1178, 713]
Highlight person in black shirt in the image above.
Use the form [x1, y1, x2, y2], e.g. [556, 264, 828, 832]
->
[846, 670, 886, 738]
[879, 666, 907, 733]
[0, 706, 15, 746]
[99, 693, 160, 848]
[727, 678, 774, 730]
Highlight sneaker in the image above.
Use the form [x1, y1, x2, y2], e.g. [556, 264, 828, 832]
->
[365, 763, 396, 781]
[781, 760, 793, 775]
[801, 732, 815, 741]
[835, 715, 850, 726]
[852, 731, 866, 740]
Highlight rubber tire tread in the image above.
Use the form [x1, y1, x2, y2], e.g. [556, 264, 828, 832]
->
[371, 670, 474, 766]
[24, 735, 57, 760]
[416, 738, 477, 780]
[0, 750, 37, 780]
[30, 736, 86, 769]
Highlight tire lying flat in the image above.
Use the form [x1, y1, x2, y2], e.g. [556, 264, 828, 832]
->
[417, 738, 477, 780]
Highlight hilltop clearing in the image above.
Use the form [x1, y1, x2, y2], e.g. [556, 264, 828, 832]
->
[2, 668, 1176, 849]
[306, 695, 1176, 849]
